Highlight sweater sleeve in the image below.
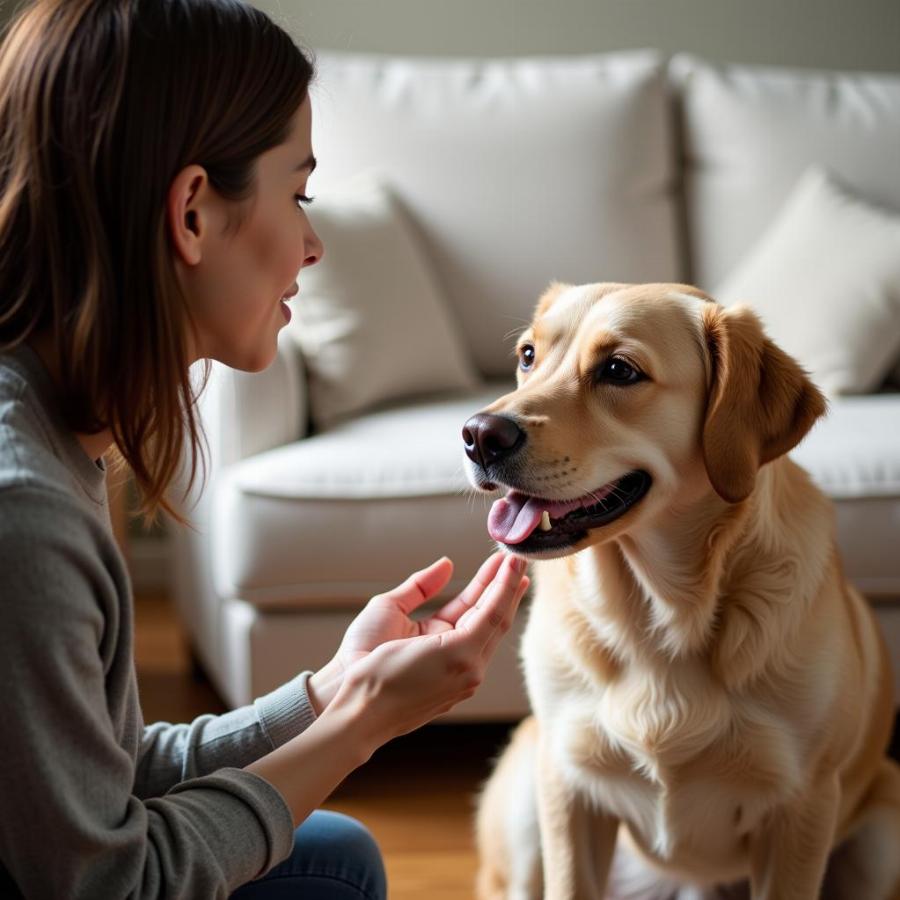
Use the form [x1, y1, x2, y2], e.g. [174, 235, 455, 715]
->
[0, 488, 294, 898]
[135, 671, 318, 799]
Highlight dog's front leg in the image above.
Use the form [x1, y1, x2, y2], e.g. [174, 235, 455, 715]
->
[536, 734, 619, 900]
[748, 774, 841, 900]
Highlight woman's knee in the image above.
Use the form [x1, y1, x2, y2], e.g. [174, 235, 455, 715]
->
[297, 810, 385, 878]
[233, 810, 386, 900]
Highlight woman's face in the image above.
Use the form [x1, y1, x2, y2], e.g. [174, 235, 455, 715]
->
[177, 97, 323, 371]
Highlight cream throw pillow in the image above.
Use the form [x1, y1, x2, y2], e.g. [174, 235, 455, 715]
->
[286, 173, 478, 429]
[715, 167, 900, 395]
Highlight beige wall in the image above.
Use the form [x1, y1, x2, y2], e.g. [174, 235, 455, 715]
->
[250, 0, 900, 73]
[0, 0, 898, 73]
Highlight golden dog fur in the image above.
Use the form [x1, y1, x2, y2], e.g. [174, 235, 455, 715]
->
[470, 283, 900, 900]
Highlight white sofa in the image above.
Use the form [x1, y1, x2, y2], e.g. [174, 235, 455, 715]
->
[170, 52, 900, 718]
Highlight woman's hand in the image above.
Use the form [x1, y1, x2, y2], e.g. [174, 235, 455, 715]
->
[307, 553, 529, 728]
[248, 553, 528, 825]
[308, 553, 526, 714]
[327, 552, 529, 753]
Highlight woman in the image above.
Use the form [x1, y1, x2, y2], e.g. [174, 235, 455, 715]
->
[0, 1, 529, 897]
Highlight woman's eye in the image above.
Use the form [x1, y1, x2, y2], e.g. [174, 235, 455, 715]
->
[598, 357, 642, 384]
[518, 344, 536, 371]
[295, 194, 315, 209]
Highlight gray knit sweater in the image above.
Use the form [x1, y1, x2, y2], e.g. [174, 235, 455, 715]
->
[0, 345, 318, 898]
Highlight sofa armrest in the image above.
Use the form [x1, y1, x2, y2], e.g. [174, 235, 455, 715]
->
[198, 331, 308, 473]
[168, 335, 306, 695]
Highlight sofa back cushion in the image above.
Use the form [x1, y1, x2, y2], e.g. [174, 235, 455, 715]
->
[716, 166, 900, 395]
[675, 55, 900, 292]
[309, 51, 682, 377]
[286, 173, 479, 430]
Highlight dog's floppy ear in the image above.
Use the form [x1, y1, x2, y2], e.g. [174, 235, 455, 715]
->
[701, 303, 826, 504]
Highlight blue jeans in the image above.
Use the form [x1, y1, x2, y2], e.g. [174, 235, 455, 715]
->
[231, 810, 387, 900]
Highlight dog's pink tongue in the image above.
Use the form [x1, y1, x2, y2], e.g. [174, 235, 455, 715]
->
[488, 493, 545, 544]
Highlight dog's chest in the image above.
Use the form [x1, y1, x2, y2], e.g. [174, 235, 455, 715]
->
[548, 662, 804, 864]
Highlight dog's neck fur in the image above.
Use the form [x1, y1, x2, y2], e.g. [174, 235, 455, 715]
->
[572, 457, 834, 687]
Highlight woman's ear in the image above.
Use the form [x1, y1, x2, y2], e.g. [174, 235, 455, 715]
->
[166, 165, 211, 267]
[701, 303, 827, 504]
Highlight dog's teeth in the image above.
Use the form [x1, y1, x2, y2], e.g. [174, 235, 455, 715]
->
[540, 510, 552, 531]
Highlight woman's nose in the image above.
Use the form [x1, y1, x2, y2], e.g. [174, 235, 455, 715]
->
[303, 225, 324, 268]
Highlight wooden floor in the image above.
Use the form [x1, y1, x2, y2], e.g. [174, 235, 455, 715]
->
[135, 590, 900, 899]
[133, 589, 514, 899]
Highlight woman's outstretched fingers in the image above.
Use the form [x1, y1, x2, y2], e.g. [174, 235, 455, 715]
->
[431, 552, 504, 627]
[459, 554, 527, 648]
[479, 575, 529, 662]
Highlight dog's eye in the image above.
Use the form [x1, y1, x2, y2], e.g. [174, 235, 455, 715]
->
[598, 357, 642, 385]
[518, 344, 536, 371]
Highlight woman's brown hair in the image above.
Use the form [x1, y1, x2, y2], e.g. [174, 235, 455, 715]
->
[0, 0, 314, 520]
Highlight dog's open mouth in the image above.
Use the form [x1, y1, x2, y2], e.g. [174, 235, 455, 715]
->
[487, 470, 652, 554]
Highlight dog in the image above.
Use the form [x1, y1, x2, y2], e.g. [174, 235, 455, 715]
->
[462, 283, 900, 900]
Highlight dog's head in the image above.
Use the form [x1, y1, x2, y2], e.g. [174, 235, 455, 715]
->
[462, 282, 826, 559]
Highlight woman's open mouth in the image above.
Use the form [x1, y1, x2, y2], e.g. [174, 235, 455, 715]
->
[487, 470, 652, 555]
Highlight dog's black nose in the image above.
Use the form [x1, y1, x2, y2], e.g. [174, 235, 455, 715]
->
[462, 414, 525, 468]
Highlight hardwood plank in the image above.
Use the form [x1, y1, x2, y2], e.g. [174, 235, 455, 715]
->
[378, 852, 480, 899]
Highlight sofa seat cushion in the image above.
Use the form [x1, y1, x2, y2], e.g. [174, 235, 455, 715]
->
[792, 393, 900, 596]
[792, 394, 900, 499]
[211, 389, 900, 609]
[211, 383, 515, 608]
[227, 382, 514, 500]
